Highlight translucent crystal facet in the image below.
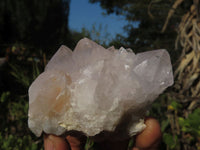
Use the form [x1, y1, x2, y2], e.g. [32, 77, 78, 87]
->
[28, 38, 174, 139]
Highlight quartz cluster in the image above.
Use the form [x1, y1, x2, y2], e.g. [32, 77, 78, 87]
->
[28, 38, 174, 139]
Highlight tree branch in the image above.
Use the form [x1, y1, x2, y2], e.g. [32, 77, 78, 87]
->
[161, 0, 184, 33]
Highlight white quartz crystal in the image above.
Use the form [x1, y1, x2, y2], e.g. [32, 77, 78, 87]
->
[28, 38, 173, 139]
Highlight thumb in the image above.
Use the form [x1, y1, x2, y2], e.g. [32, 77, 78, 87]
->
[133, 118, 162, 150]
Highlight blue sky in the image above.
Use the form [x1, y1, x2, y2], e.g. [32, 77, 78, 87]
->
[68, 0, 129, 39]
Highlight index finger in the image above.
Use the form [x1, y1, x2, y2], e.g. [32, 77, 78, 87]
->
[44, 134, 69, 150]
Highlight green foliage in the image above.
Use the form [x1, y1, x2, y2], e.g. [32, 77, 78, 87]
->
[10, 64, 31, 88]
[179, 108, 200, 138]
[127, 139, 134, 150]
[84, 138, 95, 150]
[150, 95, 177, 149]
[0, 45, 44, 149]
[89, 23, 112, 46]
[9, 60, 41, 88]
[149, 92, 200, 150]
[163, 133, 178, 150]
[0, 133, 39, 150]
[169, 100, 182, 110]
[8, 98, 28, 121]
[161, 119, 170, 132]
[0, 91, 10, 103]
[71, 23, 112, 48]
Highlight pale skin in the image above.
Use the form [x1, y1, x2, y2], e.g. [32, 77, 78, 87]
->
[44, 118, 161, 150]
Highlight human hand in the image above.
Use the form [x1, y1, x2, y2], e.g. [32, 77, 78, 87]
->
[44, 118, 161, 150]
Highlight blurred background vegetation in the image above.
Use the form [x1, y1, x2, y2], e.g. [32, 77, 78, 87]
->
[0, 0, 200, 149]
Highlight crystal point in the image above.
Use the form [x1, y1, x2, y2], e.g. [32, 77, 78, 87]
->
[28, 38, 173, 139]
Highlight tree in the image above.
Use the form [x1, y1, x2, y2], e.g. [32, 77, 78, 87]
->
[0, 0, 71, 52]
[89, 0, 192, 62]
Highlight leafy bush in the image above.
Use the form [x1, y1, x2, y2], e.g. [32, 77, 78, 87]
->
[150, 93, 200, 150]
[0, 133, 39, 150]
[0, 45, 44, 149]
[179, 108, 200, 138]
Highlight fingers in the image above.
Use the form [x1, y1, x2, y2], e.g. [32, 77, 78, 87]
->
[44, 118, 161, 150]
[44, 134, 86, 150]
[133, 118, 162, 150]
[66, 135, 83, 150]
[44, 134, 69, 150]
